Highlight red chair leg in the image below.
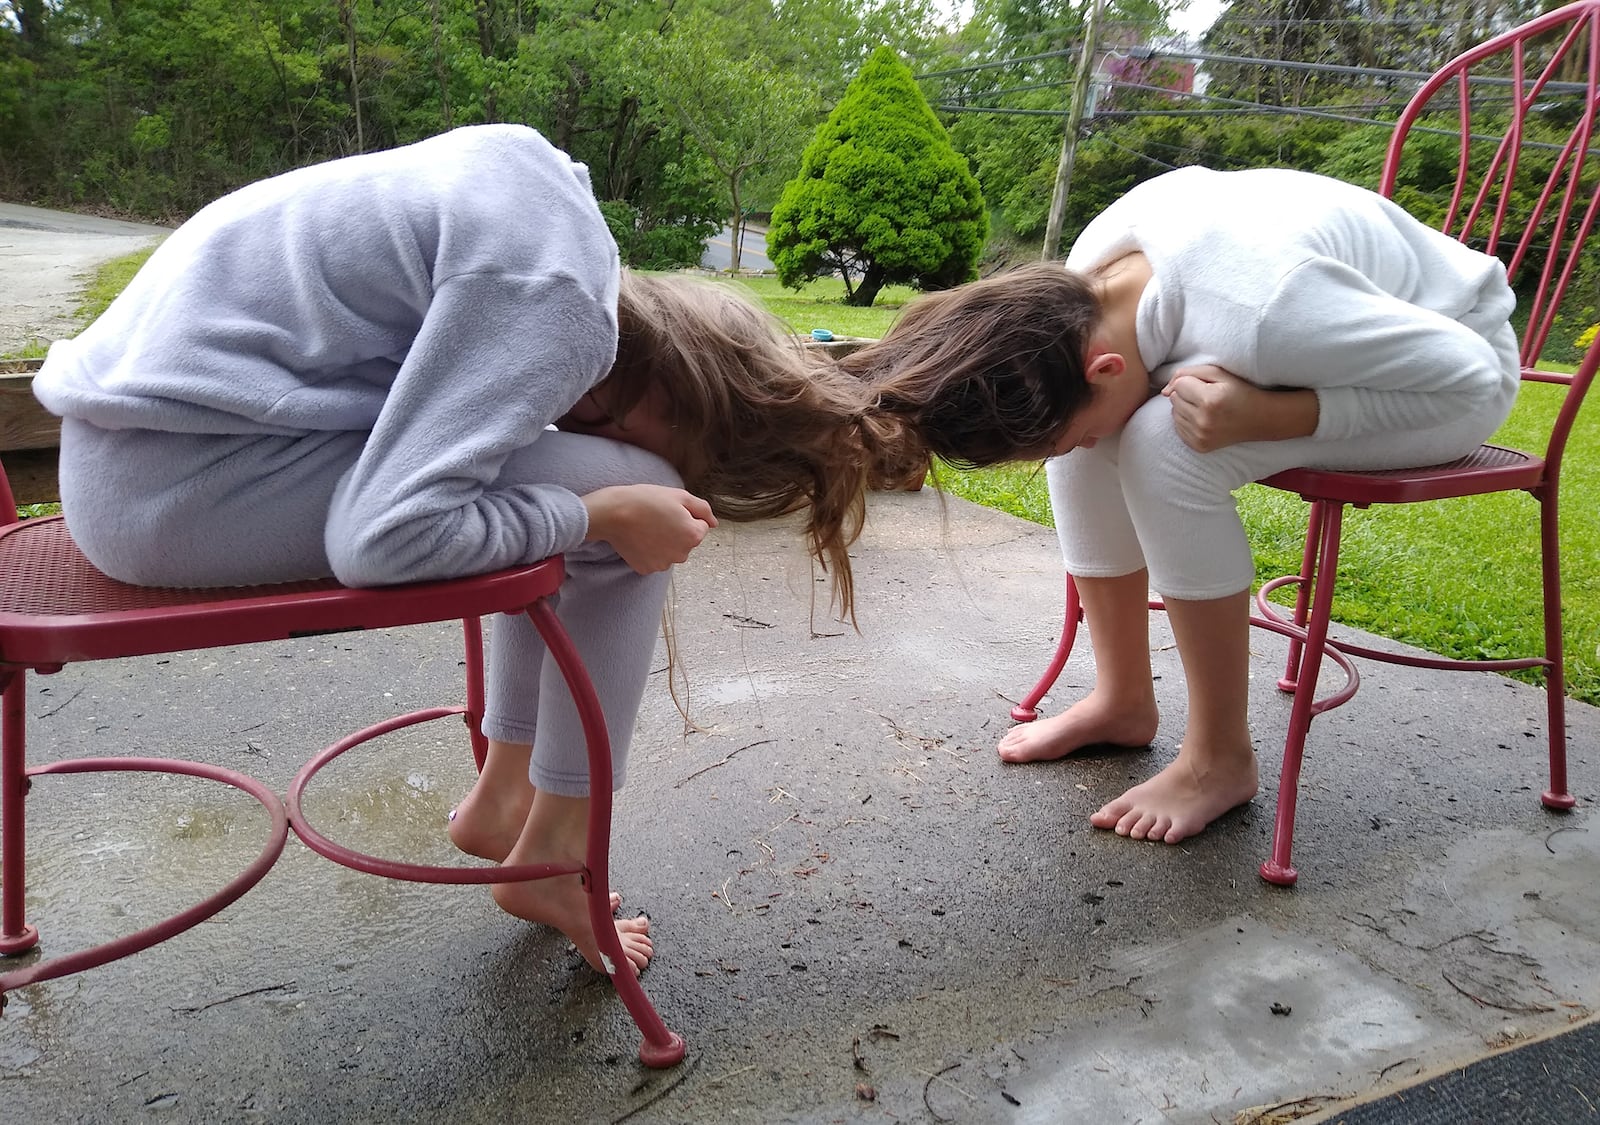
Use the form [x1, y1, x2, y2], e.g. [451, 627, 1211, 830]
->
[1012, 576, 1082, 722]
[525, 600, 686, 1068]
[1, 754, 289, 1003]
[1261, 503, 1346, 888]
[1, 669, 40, 956]
[1537, 494, 1576, 810]
[1277, 502, 1329, 694]
[287, 603, 686, 1065]
[461, 616, 489, 773]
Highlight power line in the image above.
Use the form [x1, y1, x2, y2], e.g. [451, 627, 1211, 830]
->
[919, 42, 1594, 96]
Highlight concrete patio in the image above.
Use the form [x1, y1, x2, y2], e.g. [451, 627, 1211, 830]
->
[1, 488, 1594, 1123]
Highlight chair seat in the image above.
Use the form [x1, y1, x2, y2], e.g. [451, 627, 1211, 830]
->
[0, 515, 565, 666]
[1259, 443, 1543, 505]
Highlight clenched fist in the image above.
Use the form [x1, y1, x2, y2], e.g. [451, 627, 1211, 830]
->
[1162, 365, 1319, 452]
[582, 484, 718, 574]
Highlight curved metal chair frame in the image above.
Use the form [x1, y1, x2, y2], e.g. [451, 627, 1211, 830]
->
[0, 508, 685, 1068]
[1016, 1, 1600, 885]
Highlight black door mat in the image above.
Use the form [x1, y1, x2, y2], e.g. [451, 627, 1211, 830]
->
[1327, 1018, 1600, 1124]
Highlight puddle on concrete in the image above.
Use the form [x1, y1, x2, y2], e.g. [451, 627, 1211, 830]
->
[1001, 919, 1433, 1122]
[692, 672, 788, 708]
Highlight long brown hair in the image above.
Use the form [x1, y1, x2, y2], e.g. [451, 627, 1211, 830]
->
[841, 262, 1103, 468]
[604, 271, 913, 622]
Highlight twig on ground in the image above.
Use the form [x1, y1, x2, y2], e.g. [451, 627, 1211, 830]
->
[1546, 825, 1581, 854]
[1374, 1057, 1419, 1085]
[706, 1063, 755, 1086]
[612, 1053, 702, 1123]
[1233, 1095, 1342, 1124]
[36, 686, 85, 719]
[721, 613, 772, 629]
[170, 982, 297, 1014]
[921, 1063, 970, 1122]
[673, 740, 773, 788]
[1441, 971, 1554, 1014]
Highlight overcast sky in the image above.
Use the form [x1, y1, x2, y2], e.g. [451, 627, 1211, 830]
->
[1168, 0, 1224, 39]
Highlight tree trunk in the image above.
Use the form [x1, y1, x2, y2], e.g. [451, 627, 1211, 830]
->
[432, 0, 453, 129]
[475, 0, 499, 122]
[848, 263, 886, 307]
[338, 0, 364, 153]
[13, 0, 46, 49]
[727, 176, 744, 273]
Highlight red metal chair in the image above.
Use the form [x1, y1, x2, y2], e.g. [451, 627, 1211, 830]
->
[0, 463, 686, 1068]
[1015, 1, 1600, 885]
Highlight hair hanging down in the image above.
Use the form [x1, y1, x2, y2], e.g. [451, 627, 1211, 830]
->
[839, 262, 1104, 469]
[606, 271, 919, 623]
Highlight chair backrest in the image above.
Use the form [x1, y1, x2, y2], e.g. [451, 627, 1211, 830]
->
[1382, 0, 1600, 474]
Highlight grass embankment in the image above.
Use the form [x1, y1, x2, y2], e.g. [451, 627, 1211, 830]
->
[3, 247, 157, 361]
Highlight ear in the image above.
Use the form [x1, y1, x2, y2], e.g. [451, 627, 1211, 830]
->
[1084, 345, 1127, 385]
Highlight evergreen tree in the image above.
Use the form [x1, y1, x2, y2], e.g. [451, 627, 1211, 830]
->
[767, 45, 987, 307]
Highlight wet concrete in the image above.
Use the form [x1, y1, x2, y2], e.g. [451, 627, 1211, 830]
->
[0, 490, 1594, 1123]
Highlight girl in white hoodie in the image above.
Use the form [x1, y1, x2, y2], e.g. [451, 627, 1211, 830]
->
[851, 166, 1519, 847]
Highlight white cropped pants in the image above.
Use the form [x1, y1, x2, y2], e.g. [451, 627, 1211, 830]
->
[1047, 323, 1521, 600]
[58, 422, 676, 796]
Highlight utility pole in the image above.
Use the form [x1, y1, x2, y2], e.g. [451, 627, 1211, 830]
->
[1041, 0, 1107, 260]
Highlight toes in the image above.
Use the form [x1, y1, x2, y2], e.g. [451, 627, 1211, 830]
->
[620, 933, 653, 972]
[1123, 809, 1158, 839]
[1090, 799, 1128, 828]
[996, 732, 1035, 762]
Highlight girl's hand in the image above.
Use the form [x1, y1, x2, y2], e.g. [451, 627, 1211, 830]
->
[581, 484, 718, 575]
[1162, 365, 1318, 451]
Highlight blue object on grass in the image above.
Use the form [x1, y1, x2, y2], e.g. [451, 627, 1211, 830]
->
[811, 328, 834, 341]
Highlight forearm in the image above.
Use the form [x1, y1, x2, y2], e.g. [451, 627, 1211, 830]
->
[1252, 386, 1320, 443]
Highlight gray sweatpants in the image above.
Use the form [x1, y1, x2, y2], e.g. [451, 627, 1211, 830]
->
[57, 421, 677, 796]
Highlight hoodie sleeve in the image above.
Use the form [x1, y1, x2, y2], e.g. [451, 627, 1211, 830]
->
[1254, 255, 1517, 443]
[323, 268, 616, 587]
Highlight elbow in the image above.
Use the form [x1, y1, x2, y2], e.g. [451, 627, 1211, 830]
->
[328, 538, 408, 588]
[326, 521, 445, 588]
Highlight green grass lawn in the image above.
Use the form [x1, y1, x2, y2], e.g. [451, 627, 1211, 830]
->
[707, 274, 910, 339]
[14, 255, 1599, 707]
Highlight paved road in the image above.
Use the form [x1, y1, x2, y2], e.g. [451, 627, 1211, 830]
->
[3, 205, 772, 353]
[0, 202, 169, 354]
[700, 222, 773, 272]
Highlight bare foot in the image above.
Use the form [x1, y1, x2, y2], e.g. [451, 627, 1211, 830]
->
[448, 779, 535, 863]
[492, 871, 652, 976]
[1089, 747, 1258, 843]
[998, 689, 1158, 763]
